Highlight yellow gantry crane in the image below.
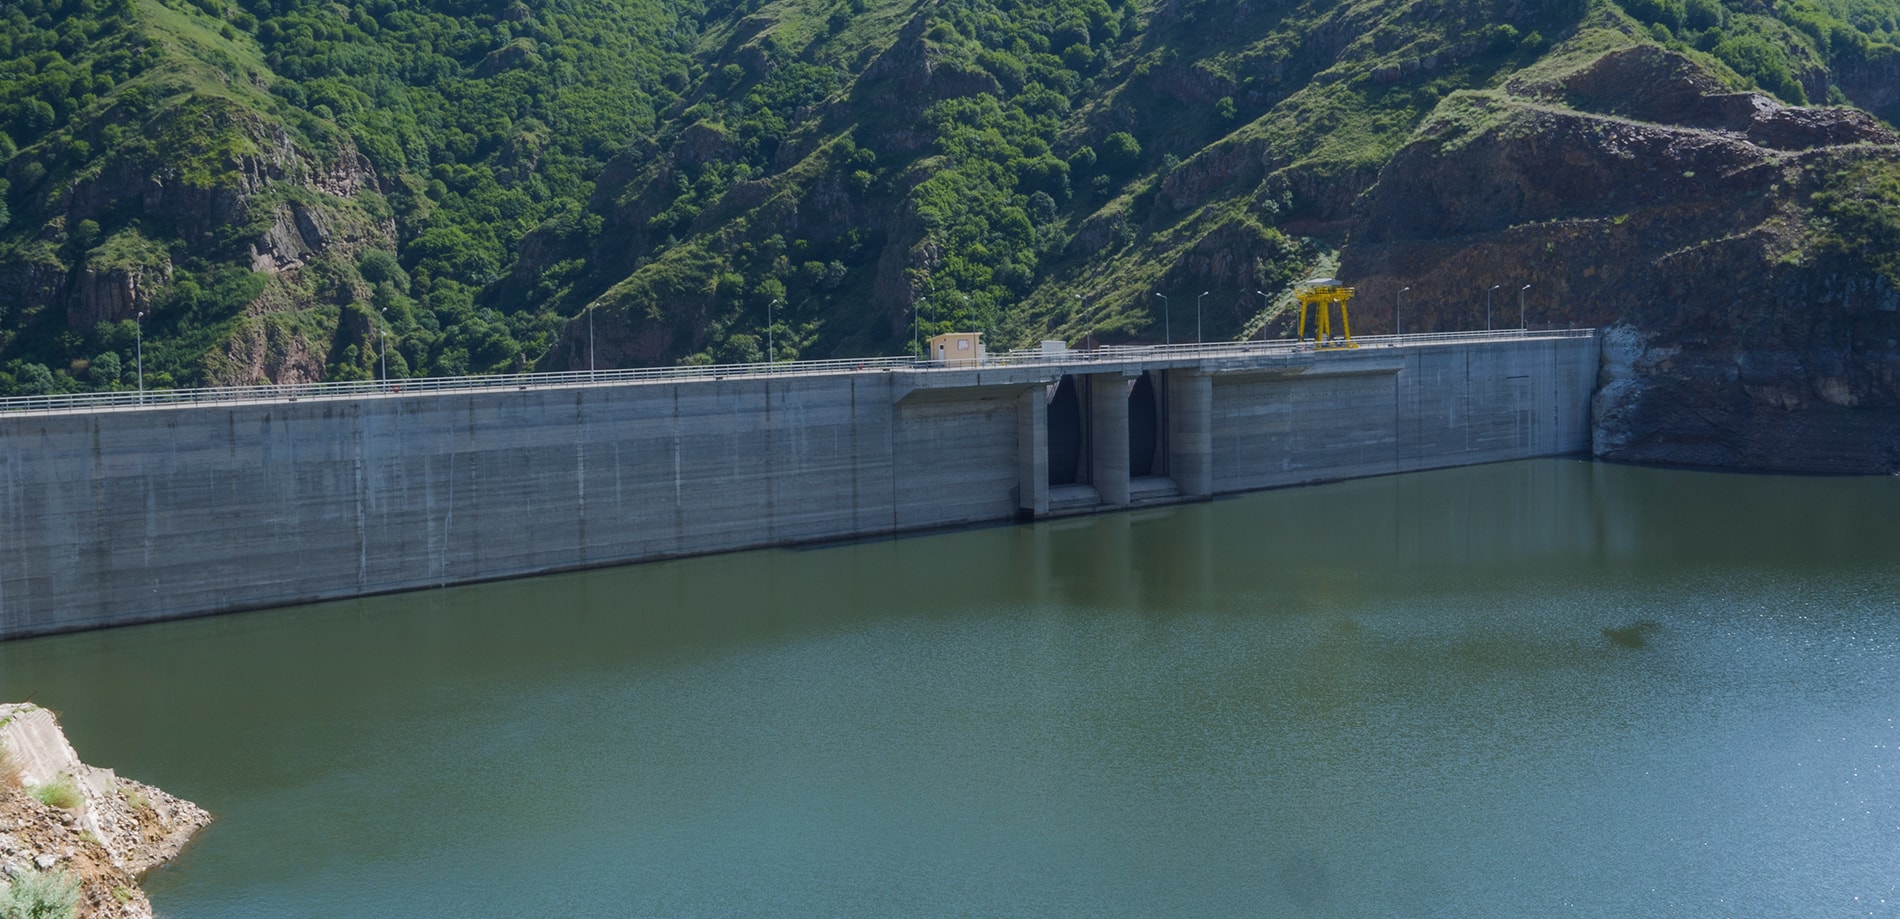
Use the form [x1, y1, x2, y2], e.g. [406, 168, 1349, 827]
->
[1295, 278, 1357, 349]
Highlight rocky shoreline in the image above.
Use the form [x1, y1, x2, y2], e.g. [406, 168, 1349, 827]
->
[0, 704, 209, 919]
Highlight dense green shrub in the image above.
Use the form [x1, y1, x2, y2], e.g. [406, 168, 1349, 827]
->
[1099, 131, 1143, 177]
[0, 869, 80, 919]
[31, 775, 81, 810]
[1712, 32, 1808, 103]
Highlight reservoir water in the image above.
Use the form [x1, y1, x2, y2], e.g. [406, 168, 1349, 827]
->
[3, 459, 1898, 917]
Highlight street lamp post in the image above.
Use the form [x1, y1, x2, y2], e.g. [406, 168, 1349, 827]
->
[379, 307, 389, 385]
[1196, 290, 1209, 344]
[1519, 283, 1531, 330]
[1155, 293, 1170, 345]
[913, 297, 924, 358]
[135, 311, 144, 402]
[1397, 286, 1411, 337]
[587, 306, 596, 377]
[1486, 284, 1500, 331]
[768, 298, 778, 363]
[1255, 290, 1269, 341]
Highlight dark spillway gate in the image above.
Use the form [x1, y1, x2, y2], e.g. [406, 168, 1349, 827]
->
[1128, 371, 1164, 478]
[1045, 371, 1168, 488]
[1048, 376, 1086, 487]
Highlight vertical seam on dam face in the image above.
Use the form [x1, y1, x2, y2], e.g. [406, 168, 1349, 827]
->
[671, 385, 684, 556]
[1, 431, 15, 626]
[575, 391, 587, 566]
[764, 380, 777, 546]
[881, 375, 896, 531]
[440, 429, 455, 588]
[354, 404, 367, 590]
[849, 378, 862, 532]
[0, 337, 1599, 638]
[88, 419, 107, 604]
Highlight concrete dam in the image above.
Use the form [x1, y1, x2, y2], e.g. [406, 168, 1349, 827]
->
[0, 331, 1598, 639]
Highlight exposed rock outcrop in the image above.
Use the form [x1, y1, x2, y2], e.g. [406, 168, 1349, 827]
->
[202, 316, 329, 386]
[1342, 45, 1900, 474]
[69, 262, 171, 328]
[3, 95, 391, 381]
[0, 703, 210, 919]
[857, 13, 1000, 108]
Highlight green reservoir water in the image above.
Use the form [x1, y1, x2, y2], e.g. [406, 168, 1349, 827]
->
[4, 459, 1899, 917]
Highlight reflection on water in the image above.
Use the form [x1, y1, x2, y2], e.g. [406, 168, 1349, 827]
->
[2, 459, 1898, 917]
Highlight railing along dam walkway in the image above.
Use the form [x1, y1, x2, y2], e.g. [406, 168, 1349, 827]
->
[0, 329, 1588, 415]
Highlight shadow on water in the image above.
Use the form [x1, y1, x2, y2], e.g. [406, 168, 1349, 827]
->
[1603, 620, 1662, 649]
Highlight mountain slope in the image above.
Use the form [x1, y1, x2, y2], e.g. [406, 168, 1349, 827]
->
[1340, 39, 1900, 472]
[3, 0, 1900, 471]
[541, 0, 1601, 366]
[0, 0, 690, 388]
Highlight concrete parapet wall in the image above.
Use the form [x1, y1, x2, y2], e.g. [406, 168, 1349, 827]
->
[0, 335, 1597, 639]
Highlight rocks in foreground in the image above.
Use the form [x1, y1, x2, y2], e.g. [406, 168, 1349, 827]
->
[0, 703, 210, 919]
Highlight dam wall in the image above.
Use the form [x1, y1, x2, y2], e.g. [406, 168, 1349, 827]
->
[0, 333, 1597, 639]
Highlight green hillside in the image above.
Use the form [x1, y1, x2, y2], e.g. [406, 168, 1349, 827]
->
[4, 0, 1900, 392]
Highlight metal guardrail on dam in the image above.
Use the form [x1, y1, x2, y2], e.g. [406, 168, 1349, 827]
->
[0, 328, 1595, 416]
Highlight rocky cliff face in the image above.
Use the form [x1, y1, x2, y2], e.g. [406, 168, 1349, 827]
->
[0, 703, 210, 919]
[1, 91, 392, 386]
[1341, 45, 1900, 474]
[67, 262, 171, 330]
